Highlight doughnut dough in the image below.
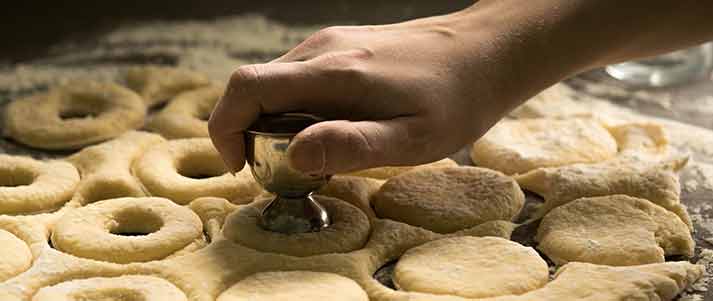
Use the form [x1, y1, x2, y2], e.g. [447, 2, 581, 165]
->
[126, 66, 211, 107]
[317, 175, 384, 219]
[32, 275, 187, 301]
[536, 195, 694, 266]
[509, 83, 592, 119]
[471, 118, 618, 175]
[223, 195, 370, 257]
[393, 236, 548, 298]
[51, 197, 203, 264]
[3, 81, 146, 149]
[0, 230, 31, 282]
[516, 156, 691, 227]
[67, 131, 165, 205]
[133, 138, 262, 204]
[217, 271, 368, 301]
[0, 155, 79, 214]
[372, 166, 524, 233]
[346, 158, 458, 180]
[147, 85, 223, 139]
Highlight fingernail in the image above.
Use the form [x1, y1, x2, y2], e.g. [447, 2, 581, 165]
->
[288, 139, 325, 175]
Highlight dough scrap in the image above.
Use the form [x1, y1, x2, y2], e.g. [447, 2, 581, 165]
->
[0, 229, 32, 282]
[217, 271, 368, 301]
[393, 236, 548, 298]
[471, 118, 618, 175]
[3, 81, 146, 149]
[133, 138, 262, 205]
[515, 156, 691, 227]
[536, 195, 694, 266]
[67, 131, 165, 205]
[126, 66, 211, 107]
[346, 158, 458, 180]
[372, 166, 524, 233]
[317, 175, 384, 219]
[0, 155, 79, 214]
[51, 197, 204, 264]
[146, 84, 223, 139]
[32, 275, 187, 301]
[223, 195, 370, 257]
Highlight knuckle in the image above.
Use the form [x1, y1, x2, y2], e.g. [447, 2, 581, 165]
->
[303, 26, 344, 46]
[229, 65, 262, 89]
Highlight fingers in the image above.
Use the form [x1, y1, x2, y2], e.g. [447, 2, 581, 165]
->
[287, 118, 427, 175]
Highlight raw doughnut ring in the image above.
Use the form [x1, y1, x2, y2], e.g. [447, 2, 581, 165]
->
[146, 85, 223, 139]
[223, 195, 370, 257]
[126, 66, 211, 107]
[32, 275, 188, 301]
[51, 197, 203, 264]
[0, 229, 32, 282]
[0, 155, 79, 214]
[217, 271, 368, 301]
[3, 81, 146, 150]
[133, 138, 261, 204]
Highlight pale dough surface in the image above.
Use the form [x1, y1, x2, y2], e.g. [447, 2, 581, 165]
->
[393, 236, 548, 298]
[147, 84, 223, 139]
[126, 66, 211, 107]
[346, 158, 458, 180]
[32, 275, 188, 301]
[0, 229, 31, 282]
[536, 195, 694, 266]
[373, 166, 524, 233]
[317, 175, 384, 219]
[223, 195, 370, 257]
[217, 271, 368, 301]
[133, 138, 261, 204]
[0, 155, 79, 214]
[471, 118, 618, 175]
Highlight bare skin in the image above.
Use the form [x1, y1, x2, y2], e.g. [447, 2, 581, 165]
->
[209, 0, 713, 175]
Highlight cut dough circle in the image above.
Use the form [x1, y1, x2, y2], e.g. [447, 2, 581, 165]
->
[126, 66, 211, 107]
[147, 85, 223, 139]
[0, 229, 32, 282]
[32, 275, 187, 301]
[133, 138, 262, 205]
[67, 131, 165, 205]
[223, 195, 370, 257]
[217, 271, 368, 301]
[0, 155, 79, 214]
[317, 175, 384, 219]
[51, 197, 203, 264]
[536, 195, 694, 266]
[3, 81, 146, 149]
[471, 118, 618, 175]
[372, 166, 524, 233]
[393, 236, 548, 298]
[346, 158, 458, 180]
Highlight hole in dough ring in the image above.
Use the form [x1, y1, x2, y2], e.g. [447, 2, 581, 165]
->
[217, 271, 368, 301]
[393, 236, 549, 298]
[133, 138, 262, 204]
[32, 275, 187, 301]
[373, 166, 525, 234]
[0, 155, 79, 214]
[3, 81, 146, 150]
[146, 85, 223, 139]
[51, 197, 203, 264]
[0, 229, 32, 282]
[223, 195, 370, 257]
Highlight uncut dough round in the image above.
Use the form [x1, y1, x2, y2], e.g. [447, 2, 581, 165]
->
[133, 138, 262, 204]
[394, 236, 548, 298]
[51, 197, 203, 263]
[0, 155, 79, 214]
[471, 118, 618, 175]
[536, 195, 694, 266]
[217, 271, 368, 301]
[32, 275, 187, 301]
[346, 158, 457, 180]
[223, 195, 370, 257]
[0, 229, 32, 282]
[372, 166, 524, 233]
[147, 85, 223, 139]
[317, 175, 384, 219]
[3, 81, 146, 149]
[126, 66, 211, 107]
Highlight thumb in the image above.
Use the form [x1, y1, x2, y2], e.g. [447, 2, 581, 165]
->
[287, 118, 423, 175]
